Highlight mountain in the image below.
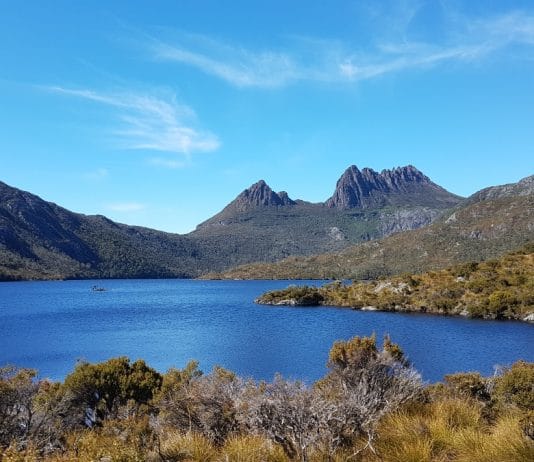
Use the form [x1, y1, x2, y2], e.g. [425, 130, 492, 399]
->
[0, 164, 464, 281]
[207, 175, 534, 280]
[325, 165, 461, 209]
[189, 165, 461, 265]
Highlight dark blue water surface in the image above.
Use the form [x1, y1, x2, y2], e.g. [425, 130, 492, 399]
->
[0, 279, 532, 383]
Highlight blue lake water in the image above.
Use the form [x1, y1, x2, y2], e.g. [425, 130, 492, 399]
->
[0, 279, 532, 383]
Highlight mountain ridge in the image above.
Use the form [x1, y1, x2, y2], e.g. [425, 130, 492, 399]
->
[205, 174, 534, 280]
[2, 167, 528, 282]
[195, 164, 461, 232]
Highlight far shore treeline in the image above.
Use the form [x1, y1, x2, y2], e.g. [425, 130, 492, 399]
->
[1, 335, 533, 461]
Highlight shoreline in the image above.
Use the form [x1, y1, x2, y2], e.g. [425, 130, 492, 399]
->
[255, 297, 534, 324]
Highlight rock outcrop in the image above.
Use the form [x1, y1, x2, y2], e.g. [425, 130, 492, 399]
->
[325, 165, 461, 209]
[226, 180, 296, 212]
[467, 175, 534, 203]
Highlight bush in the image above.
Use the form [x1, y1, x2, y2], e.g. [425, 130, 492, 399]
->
[61, 357, 162, 427]
[0, 366, 39, 449]
[444, 372, 490, 401]
[155, 364, 242, 444]
[494, 361, 534, 410]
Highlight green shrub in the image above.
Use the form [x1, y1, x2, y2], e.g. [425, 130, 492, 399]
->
[444, 372, 490, 401]
[494, 361, 534, 410]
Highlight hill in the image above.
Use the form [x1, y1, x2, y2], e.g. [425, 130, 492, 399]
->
[0, 180, 205, 280]
[209, 175, 534, 280]
[255, 245, 534, 321]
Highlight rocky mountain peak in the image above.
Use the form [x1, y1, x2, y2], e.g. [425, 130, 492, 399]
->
[380, 165, 431, 189]
[325, 164, 458, 209]
[230, 180, 296, 212]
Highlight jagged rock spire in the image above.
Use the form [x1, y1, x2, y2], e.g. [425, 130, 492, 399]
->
[325, 165, 453, 209]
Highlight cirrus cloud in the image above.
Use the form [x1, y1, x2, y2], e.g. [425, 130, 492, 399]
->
[147, 10, 534, 87]
[48, 86, 220, 157]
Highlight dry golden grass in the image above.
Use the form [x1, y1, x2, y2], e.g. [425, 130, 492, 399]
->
[155, 431, 218, 462]
[1, 444, 40, 462]
[220, 435, 288, 462]
[367, 399, 534, 462]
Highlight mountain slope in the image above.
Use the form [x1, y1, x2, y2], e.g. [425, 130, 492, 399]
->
[208, 175, 534, 280]
[465, 174, 534, 203]
[0, 181, 205, 280]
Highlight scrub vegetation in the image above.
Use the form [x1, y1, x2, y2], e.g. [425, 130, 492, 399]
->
[256, 245, 534, 321]
[1, 336, 533, 461]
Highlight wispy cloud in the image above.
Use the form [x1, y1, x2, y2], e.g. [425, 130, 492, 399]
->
[151, 33, 298, 88]
[468, 11, 534, 46]
[106, 202, 146, 212]
[48, 86, 220, 157]
[338, 43, 487, 80]
[338, 10, 534, 80]
[148, 10, 534, 86]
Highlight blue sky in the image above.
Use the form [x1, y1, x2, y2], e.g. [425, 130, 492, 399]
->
[1, 0, 533, 233]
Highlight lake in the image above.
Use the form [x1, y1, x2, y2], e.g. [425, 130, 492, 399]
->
[0, 279, 532, 383]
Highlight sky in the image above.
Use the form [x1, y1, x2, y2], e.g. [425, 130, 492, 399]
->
[1, 0, 533, 234]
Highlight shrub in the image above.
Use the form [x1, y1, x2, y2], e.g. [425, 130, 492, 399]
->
[494, 361, 534, 410]
[0, 366, 39, 449]
[444, 372, 490, 401]
[62, 357, 162, 426]
[155, 364, 243, 444]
